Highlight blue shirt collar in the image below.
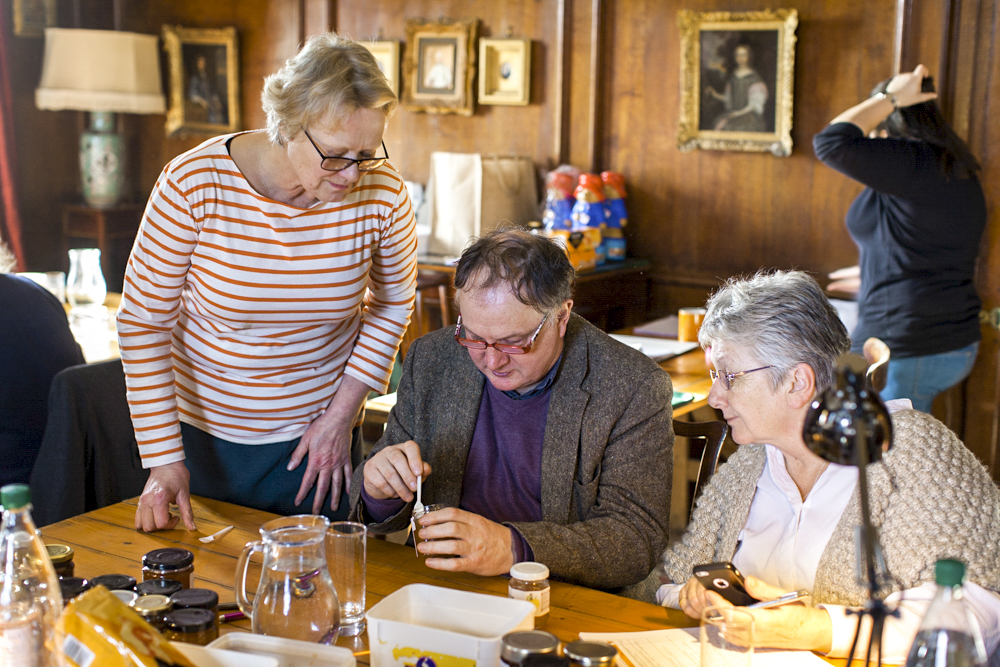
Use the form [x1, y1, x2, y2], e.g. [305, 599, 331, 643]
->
[498, 353, 563, 401]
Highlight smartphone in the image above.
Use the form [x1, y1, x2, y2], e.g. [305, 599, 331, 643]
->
[693, 562, 759, 607]
[922, 76, 936, 93]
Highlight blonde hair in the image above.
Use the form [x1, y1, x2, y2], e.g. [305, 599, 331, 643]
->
[0, 243, 14, 273]
[261, 33, 397, 146]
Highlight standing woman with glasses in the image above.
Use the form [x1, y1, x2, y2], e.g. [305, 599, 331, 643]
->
[120, 33, 416, 532]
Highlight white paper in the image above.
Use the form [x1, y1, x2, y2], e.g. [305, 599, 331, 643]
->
[578, 627, 831, 667]
[609, 335, 699, 362]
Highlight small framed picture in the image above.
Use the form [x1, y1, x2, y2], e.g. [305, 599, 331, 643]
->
[162, 26, 241, 137]
[13, 0, 56, 37]
[677, 9, 798, 156]
[362, 41, 400, 98]
[478, 38, 531, 106]
[403, 18, 478, 116]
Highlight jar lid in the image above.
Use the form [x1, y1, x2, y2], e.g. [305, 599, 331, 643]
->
[523, 655, 570, 667]
[136, 578, 184, 597]
[171, 588, 219, 610]
[563, 641, 618, 667]
[59, 577, 91, 599]
[90, 574, 137, 591]
[111, 589, 138, 606]
[164, 608, 216, 633]
[501, 630, 560, 663]
[143, 548, 194, 570]
[46, 544, 74, 564]
[510, 562, 550, 582]
[132, 594, 172, 615]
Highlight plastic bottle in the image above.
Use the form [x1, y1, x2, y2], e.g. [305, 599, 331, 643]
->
[904, 559, 987, 667]
[0, 484, 63, 667]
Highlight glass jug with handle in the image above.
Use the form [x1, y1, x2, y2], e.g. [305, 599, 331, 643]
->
[66, 248, 107, 310]
[235, 515, 341, 643]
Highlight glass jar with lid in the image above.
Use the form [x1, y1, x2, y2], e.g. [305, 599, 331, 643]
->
[163, 608, 218, 645]
[170, 588, 219, 616]
[501, 630, 560, 666]
[142, 548, 194, 588]
[59, 577, 91, 605]
[563, 641, 618, 667]
[509, 562, 551, 628]
[131, 594, 172, 632]
[90, 574, 137, 591]
[136, 578, 183, 598]
[46, 544, 74, 578]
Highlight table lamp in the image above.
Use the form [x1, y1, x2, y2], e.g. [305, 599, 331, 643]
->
[35, 28, 165, 208]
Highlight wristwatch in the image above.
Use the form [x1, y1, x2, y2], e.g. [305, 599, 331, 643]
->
[874, 91, 899, 108]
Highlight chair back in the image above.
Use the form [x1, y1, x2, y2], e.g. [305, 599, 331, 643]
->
[863, 337, 891, 393]
[673, 418, 728, 521]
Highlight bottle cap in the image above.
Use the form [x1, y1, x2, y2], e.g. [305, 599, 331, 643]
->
[164, 608, 216, 633]
[132, 594, 172, 615]
[501, 630, 560, 664]
[143, 547, 194, 571]
[47, 544, 74, 564]
[90, 574, 138, 591]
[935, 559, 966, 587]
[510, 562, 550, 581]
[171, 588, 219, 610]
[563, 641, 618, 667]
[0, 484, 30, 510]
[136, 578, 184, 597]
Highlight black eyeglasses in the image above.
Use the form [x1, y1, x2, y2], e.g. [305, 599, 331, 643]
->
[302, 129, 389, 172]
[709, 366, 774, 390]
[454, 313, 548, 355]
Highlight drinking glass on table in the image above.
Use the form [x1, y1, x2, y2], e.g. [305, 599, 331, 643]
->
[700, 606, 753, 666]
[327, 521, 367, 636]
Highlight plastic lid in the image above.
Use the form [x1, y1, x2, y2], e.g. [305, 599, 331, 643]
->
[501, 630, 560, 663]
[510, 562, 550, 582]
[136, 578, 184, 597]
[563, 641, 618, 667]
[0, 484, 30, 509]
[132, 594, 172, 615]
[171, 588, 219, 610]
[143, 547, 194, 570]
[47, 544, 74, 564]
[936, 559, 966, 587]
[90, 574, 137, 591]
[59, 577, 92, 599]
[164, 608, 216, 633]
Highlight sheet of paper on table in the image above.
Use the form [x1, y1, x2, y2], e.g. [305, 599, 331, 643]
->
[633, 315, 679, 338]
[609, 334, 699, 362]
[579, 627, 831, 667]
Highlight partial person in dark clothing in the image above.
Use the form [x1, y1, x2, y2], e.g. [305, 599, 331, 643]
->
[0, 244, 86, 486]
[813, 64, 985, 413]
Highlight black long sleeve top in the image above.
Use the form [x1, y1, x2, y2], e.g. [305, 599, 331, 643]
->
[813, 122, 985, 358]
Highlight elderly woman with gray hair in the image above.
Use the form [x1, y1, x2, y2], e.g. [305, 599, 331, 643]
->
[629, 270, 1000, 662]
[119, 33, 416, 532]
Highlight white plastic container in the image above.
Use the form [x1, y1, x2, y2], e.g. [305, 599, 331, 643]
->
[366, 584, 536, 667]
[171, 642, 280, 667]
[207, 633, 357, 667]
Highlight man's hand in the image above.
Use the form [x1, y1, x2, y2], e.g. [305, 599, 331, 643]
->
[135, 461, 196, 532]
[362, 441, 431, 501]
[677, 576, 728, 619]
[415, 507, 514, 576]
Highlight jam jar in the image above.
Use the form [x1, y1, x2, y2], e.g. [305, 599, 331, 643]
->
[501, 630, 560, 667]
[131, 594, 172, 632]
[563, 641, 618, 667]
[142, 548, 194, 588]
[509, 562, 551, 628]
[170, 588, 219, 616]
[59, 577, 91, 605]
[46, 544, 74, 578]
[163, 608, 218, 645]
[136, 578, 183, 598]
[90, 574, 137, 591]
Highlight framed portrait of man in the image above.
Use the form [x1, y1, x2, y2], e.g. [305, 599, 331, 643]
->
[403, 18, 477, 116]
[677, 9, 797, 156]
[162, 26, 241, 136]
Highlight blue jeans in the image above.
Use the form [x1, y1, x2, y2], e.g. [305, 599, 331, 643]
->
[880, 341, 979, 413]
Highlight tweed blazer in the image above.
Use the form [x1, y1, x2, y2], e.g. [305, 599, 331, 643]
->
[627, 409, 1000, 605]
[349, 314, 674, 589]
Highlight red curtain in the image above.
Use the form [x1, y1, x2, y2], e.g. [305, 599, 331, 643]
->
[0, 6, 25, 270]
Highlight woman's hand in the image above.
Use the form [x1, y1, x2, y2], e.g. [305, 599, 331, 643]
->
[135, 461, 196, 532]
[886, 64, 938, 108]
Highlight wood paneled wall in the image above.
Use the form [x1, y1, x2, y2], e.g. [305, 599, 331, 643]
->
[7, 0, 1000, 471]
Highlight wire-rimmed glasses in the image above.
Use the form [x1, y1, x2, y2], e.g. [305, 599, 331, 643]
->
[709, 366, 775, 390]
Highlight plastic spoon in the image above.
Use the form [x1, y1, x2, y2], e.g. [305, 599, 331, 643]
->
[412, 474, 424, 556]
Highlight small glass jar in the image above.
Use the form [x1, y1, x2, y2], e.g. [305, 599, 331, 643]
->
[509, 562, 551, 628]
[563, 641, 617, 667]
[131, 594, 172, 632]
[46, 544, 74, 579]
[90, 574, 137, 591]
[111, 589, 139, 606]
[170, 588, 219, 616]
[501, 630, 560, 666]
[163, 608, 218, 646]
[142, 548, 194, 588]
[59, 577, 91, 605]
[136, 578, 183, 598]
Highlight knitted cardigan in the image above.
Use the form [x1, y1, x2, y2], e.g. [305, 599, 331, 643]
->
[628, 409, 1000, 605]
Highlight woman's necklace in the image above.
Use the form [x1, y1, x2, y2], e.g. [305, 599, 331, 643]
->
[802, 460, 830, 501]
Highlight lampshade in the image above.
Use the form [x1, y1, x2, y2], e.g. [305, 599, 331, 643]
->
[35, 28, 165, 113]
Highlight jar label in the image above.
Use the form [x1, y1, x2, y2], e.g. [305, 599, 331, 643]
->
[0, 616, 41, 667]
[508, 587, 550, 615]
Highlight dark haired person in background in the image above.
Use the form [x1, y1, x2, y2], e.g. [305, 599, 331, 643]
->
[349, 229, 673, 589]
[0, 244, 85, 486]
[814, 64, 985, 413]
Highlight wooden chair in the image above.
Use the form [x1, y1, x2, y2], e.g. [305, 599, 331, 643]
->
[673, 418, 729, 522]
[863, 337, 890, 393]
[400, 270, 453, 361]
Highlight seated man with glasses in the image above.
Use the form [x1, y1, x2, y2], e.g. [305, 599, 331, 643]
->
[349, 229, 673, 589]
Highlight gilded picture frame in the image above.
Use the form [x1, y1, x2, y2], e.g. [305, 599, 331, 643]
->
[363, 41, 400, 98]
[162, 26, 241, 137]
[479, 38, 531, 106]
[13, 0, 56, 37]
[403, 18, 478, 116]
[677, 9, 797, 156]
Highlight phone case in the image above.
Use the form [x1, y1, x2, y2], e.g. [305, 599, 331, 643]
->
[693, 562, 758, 607]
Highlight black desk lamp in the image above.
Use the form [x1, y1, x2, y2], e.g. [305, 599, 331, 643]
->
[802, 355, 897, 666]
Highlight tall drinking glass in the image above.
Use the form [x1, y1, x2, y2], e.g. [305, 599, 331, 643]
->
[700, 606, 753, 667]
[327, 521, 367, 636]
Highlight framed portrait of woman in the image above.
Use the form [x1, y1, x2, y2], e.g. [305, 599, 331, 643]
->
[677, 9, 797, 156]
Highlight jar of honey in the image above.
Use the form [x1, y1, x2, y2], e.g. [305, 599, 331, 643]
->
[46, 544, 74, 578]
[163, 608, 218, 645]
[132, 594, 172, 632]
[142, 548, 194, 588]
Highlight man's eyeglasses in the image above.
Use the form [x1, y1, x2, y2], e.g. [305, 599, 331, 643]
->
[709, 366, 774, 390]
[454, 313, 548, 355]
[303, 129, 389, 172]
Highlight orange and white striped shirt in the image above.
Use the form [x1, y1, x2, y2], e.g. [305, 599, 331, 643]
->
[117, 134, 416, 469]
